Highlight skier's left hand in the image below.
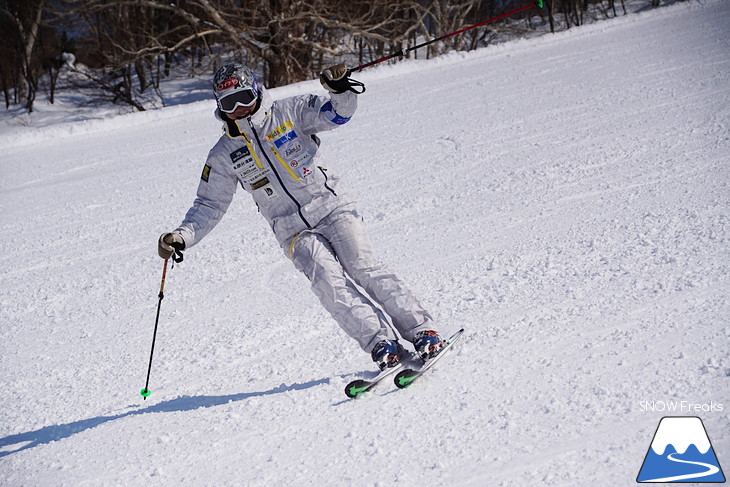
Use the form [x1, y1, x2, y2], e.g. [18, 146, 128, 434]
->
[320, 64, 364, 94]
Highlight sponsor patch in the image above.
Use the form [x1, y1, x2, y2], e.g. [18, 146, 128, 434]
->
[288, 152, 310, 169]
[234, 155, 268, 184]
[230, 146, 251, 166]
[230, 144, 267, 183]
[284, 143, 303, 158]
[216, 78, 238, 92]
[273, 130, 298, 148]
[320, 101, 351, 125]
[237, 165, 268, 183]
[263, 187, 279, 200]
[251, 177, 270, 190]
[266, 121, 293, 141]
[307, 95, 317, 108]
[201, 164, 211, 182]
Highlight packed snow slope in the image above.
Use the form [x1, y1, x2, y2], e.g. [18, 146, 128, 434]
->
[1, 1, 729, 486]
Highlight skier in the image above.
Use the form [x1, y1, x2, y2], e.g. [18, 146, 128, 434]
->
[157, 63, 443, 370]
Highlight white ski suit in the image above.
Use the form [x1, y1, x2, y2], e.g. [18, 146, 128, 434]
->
[175, 88, 436, 353]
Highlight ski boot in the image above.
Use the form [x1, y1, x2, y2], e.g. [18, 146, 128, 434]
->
[413, 330, 444, 361]
[371, 339, 401, 370]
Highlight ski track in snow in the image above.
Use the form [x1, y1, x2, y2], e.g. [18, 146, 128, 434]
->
[1, 1, 729, 486]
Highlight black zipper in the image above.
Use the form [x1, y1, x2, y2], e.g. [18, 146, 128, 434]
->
[248, 118, 311, 229]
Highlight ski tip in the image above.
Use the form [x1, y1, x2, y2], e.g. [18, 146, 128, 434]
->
[345, 380, 371, 399]
[394, 369, 419, 389]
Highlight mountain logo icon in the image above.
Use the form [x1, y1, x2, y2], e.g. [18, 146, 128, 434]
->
[637, 416, 726, 483]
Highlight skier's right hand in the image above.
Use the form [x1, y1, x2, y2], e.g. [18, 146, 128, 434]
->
[158, 233, 185, 259]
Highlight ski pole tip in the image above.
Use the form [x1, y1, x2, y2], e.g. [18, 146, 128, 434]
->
[140, 388, 151, 398]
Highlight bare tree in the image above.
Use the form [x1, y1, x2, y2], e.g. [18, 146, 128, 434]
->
[1, 0, 665, 113]
[0, 0, 47, 112]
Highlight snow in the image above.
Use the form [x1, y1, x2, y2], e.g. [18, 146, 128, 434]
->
[1, 1, 729, 485]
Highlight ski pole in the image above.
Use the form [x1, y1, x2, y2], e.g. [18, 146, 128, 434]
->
[350, 0, 544, 73]
[140, 258, 169, 400]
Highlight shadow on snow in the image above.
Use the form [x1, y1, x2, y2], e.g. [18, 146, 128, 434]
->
[0, 378, 329, 458]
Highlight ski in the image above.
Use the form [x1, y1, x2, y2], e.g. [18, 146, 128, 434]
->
[394, 328, 465, 389]
[345, 349, 420, 398]
[344, 361, 407, 399]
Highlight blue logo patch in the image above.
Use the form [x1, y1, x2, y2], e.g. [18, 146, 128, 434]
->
[320, 101, 351, 125]
[273, 130, 298, 148]
[230, 146, 251, 162]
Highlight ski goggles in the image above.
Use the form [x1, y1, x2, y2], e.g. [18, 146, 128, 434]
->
[218, 88, 258, 113]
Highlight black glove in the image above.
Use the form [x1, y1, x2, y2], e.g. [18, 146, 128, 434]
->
[320, 64, 365, 94]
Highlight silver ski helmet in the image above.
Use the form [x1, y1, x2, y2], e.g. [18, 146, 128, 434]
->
[213, 63, 260, 113]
